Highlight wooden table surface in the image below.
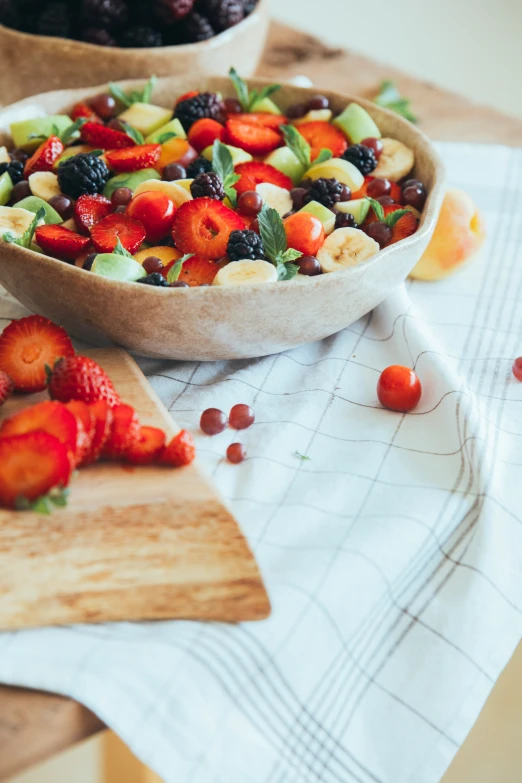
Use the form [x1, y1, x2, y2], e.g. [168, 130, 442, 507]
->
[1, 20, 522, 783]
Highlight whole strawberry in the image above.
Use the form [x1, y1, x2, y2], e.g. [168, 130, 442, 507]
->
[47, 356, 121, 407]
[0, 371, 14, 407]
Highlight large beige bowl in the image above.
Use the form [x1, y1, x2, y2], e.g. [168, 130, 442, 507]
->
[0, 0, 269, 104]
[0, 76, 445, 361]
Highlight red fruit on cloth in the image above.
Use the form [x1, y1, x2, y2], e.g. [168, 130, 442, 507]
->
[0, 371, 14, 407]
[0, 315, 74, 393]
[35, 224, 91, 262]
[105, 144, 161, 173]
[159, 429, 196, 467]
[85, 400, 113, 463]
[0, 431, 72, 509]
[188, 118, 226, 153]
[24, 135, 65, 178]
[377, 365, 422, 412]
[74, 193, 113, 235]
[0, 400, 80, 463]
[101, 404, 140, 460]
[48, 355, 121, 407]
[172, 198, 245, 259]
[225, 118, 282, 156]
[126, 426, 166, 465]
[80, 122, 135, 149]
[233, 162, 293, 196]
[296, 121, 348, 160]
[90, 213, 146, 254]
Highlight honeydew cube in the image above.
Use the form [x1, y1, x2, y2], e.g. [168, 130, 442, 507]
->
[251, 96, 282, 115]
[299, 200, 336, 235]
[335, 198, 370, 224]
[202, 144, 253, 166]
[0, 172, 13, 206]
[264, 147, 305, 185]
[118, 103, 173, 136]
[103, 169, 161, 199]
[92, 253, 145, 282]
[333, 103, 381, 144]
[10, 116, 73, 151]
[145, 118, 186, 143]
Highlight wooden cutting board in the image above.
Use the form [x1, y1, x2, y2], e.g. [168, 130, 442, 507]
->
[0, 348, 270, 630]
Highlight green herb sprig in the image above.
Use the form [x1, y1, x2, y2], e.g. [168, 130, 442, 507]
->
[294, 451, 311, 461]
[29, 117, 87, 145]
[109, 75, 157, 108]
[280, 124, 332, 171]
[119, 121, 145, 145]
[211, 140, 240, 208]
[166, 253, 195, 283]
[15, 487, 70, 515]
[258, 205, 302, 281]
[366, 197, 411, 228]
[374, 80, 417, 123]
[229, 67, 281, 113]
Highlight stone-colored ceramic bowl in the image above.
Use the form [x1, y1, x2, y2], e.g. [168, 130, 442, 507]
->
[0, 0, 269, 105]
[0, 76, 445, 361]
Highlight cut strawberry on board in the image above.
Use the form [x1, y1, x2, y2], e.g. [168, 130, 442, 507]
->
[172, 198, 245, 259]
[105, 144, 161, 173]
[164, 254, 227, 287]
[48, 355, 121, 407]
[65, 400, 95, 467]
[160, 429, 196, 467]
[225, 118, 282, 156]
[126, 426, 166, 465]
[188, 118, 226, 153]
[0, 400, 79, 463]
[35, 224, 91, 262]
[297, 121, 348, 160]
[0, 431, 72, 509]
[0, 315, 74, 393]
[24, 136, 65, 178]
[102, 403, 140, 460]
[74, 194, 113, 235]
[90, 213, 146, 254]
[233, 162, 293, 196]
[80, 122, 135, 150]
[85, 400, 113, 464]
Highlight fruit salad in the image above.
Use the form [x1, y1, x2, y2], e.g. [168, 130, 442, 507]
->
[0, 69, 428, 288]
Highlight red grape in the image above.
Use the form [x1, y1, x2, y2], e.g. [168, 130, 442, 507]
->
[89, 93, 117, 119]
[367, 178, 391, 198]
[361, 137, 383, 160]
[142, 256, 164, 274]
[200, 408, 228, 435]
[513, 357, 522, 381]
[238, 190, 263, 216]
[307, 95, 330, 111]
[111, 187, 133, 207]
[227, 443, 246, 463]
[377, 365, 422, 412]
[229, 404, 255, 430]
[365, 221, 392, 248]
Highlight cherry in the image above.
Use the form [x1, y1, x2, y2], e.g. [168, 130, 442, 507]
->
[284, 212, 325, 256]
[367, 178, 391, 198]
[307, 95, 329, 111]
[238, 190, 263, 216]
[142, 256, 164, 274]
[297, 255, 321, 276]
[126, 191, 176, 244]
[229, 404, 255, 430]
[163, 163, 186, 182]
[513, 357, 522, 381]
[364, 221, 392, 248]
[200, 408, 228, 435]
[227, 443, 246, 463]
[48, 194, 73, 220]
[361, 137, 383, 160]
[90, 93, 117, 119]
[377, 365, 422, 412]
[111, 187, 133, 207]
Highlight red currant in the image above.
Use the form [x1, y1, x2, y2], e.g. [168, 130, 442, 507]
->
[126, 191, 176, 244]
[377, 365, 422, 412]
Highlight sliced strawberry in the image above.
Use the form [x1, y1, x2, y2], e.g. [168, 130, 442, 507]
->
[0, 400, 79, 463]
[65, 400, 95, 466]
[35, 224, 91, 262]
[233, 161, 293, 196]
[71, 102, 102, 124]
[234, 113, 288, 130]
[85, 400, 113, 463]
[105, 144, 161, 173]
[126, 426, 166, 465]
[24, 136, 65, 178]
[171, 199, 245, 260]
[388, 210, 418, 245]
[74, 194, 113, 235]
[159, 429, 196, 467]
[48, 356, 121, 407]
[225, 118, 282, 156]
[0, 371, 14, 407]
[188, 118, 226, 153]
[164, 255, 227, 287]
[90, 213, 146, 254]
[101, 404, 140, 460]
[80, 122, 135, 150]
[352, 177, 402, 202]
[0, 431, 72, 509]
[0, 315, 74, 393]
[176, 90, 199, 105]
[297, 121, 348, 160]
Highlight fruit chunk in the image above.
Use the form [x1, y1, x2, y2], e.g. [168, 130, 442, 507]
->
[105, 145, 161, 173]
[35, 224, 90, 261]
[235, 113, 287, 130]
[28, 171, 61, 202]
[335, 198, 370, 225]
[256, 183, 292, 217]
[158, 138, 198, 172]
[48, 355, 121, 407]
[293, 109, 333, 125]
[0, 205, 43, 239]
[365, 204, 418, 245]
[16, 196, 62, 225]
[299, 200, 336, 235]
[307, 157, 364, 192]
[127, 191, 176, 244]
[74, 193, 113, 234]
[297, 121, 348, 160]
[85, 400, 113, 463]
[167, 255, 227, 287]
[53, 145, 98, 169]
[213, 260, 278, 286]
[352, 176, 401, 203]
[92, 253, 145, 282]
[250, 96, 282, 115]
[134, 245, 181, 268]
[0, 172, 13, 206]
[202, 143, 252, 166]
[25, 136, 64, 178]
[188, 118, 226, 152]
[81, 122, 135, 150]
[284, 211, 325, 256]
[71, 102, 101, 123]
[377, 365, 422, 412]
[172, 198, 245, 259]
[126, 426, 166, 465]
[0, 371, 14, 407]
[264, 147, 305, 185]
[118, 103, 172, 135]
[102, 404, 140, 460]
[132, 178, 191, 207]
[317, 227, 380, 273]
[65, 400, 95, 466]
[160, 429, 196, 467]
[371, 138, 414, 182]
[90, 213, 146, 254]
[145, 118, 186, 143]
[225, 118, 282, 156]
[410, 188, 486, 281]
[333, 103, 382, 144]
[0, 400, 79, 461]
[102, 169, 161, 199]
[234, 162, 293, 196]
[10, 116, 73, 152]
[0, 432, 72, 509]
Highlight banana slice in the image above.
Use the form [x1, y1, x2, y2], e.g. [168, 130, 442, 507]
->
[256, 183, 292, 217]
[0, 206, 42, 239]
[213, 260, 278, 286]
[317, 227, 380, 273]
[28, 171, 61, 202]
[133, 179, 192, 207]
[0, 147, 10, 164]
[293, 109, 333, 125]
[371, 138, 414, 182]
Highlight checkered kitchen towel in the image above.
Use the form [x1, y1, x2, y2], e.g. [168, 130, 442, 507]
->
[0, 141, 521, 783]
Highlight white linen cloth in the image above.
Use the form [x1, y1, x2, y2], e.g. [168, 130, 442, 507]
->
[0, 141, 521, 783]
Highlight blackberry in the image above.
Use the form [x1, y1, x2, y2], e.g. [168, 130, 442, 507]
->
[137, 273, 170, 287]
[0, 161, 24, 186]
[82, 0, 128, 28]
[304, 177, 344, 209]
[342, 144, 377, 176]
[174, 92, 224, 132]
[120, 25, 163, 47]
[199, 0, 244, 31]
[37, 2, 73, 37]
[334, 212, 358, 230]
[57, 153, 110, 199]
[0, 0, 20, 28]
[227, 229, 266, 262]
[186, 156, 213, 178]
[182, 11, 214, 42]
[155, 0, 194, 24]
[190, 172, 225, 200]
[83, 27, 117, 45]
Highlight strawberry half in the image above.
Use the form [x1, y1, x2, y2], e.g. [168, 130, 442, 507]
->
[101, 404, 140, 460]
[297, 121, 348, 160]
[85, 400, 113, 464]
[176, 90, 199, 105]
[48, 355, 121, 407]
[80, 122, 135, 150]
[225, 118, 282, 156]
[126, 426, 166, 465]
[188, 118, 226, 153]
[388, 210, 418, 244]
[234, 113, 288, 130]
[65, 400, 95, 467]
[74, 194, 113, 235]
[0, 400, 80, 464]
[164, 254, 227, 287]
[0, 371, 14, 407]
[24, 136, 65, 178]
[90, 213, 146, 254]
[159, 429, 196, 467]
[35, 224, 91, 262]
[71, 102, 102, 124]
[172, 199, 245, 260]
[0, 431, 72, 509]
[105, 145, 161, 173]
[0, 315, 74, 393]
[233, 161, 293, 196]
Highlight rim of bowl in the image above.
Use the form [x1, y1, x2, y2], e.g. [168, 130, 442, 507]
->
[0, 76, 445, 297]
[0, 0, 267, 54]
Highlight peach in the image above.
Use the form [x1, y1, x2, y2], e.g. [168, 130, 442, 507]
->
[133, 245, 182, 266]
[409, 188, 486, 281]
[157, 138, 198, 173]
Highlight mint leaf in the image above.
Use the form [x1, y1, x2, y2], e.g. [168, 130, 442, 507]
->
[113, 238, 134, 258]
[49, 487, 69, 508]
[28, 133, 48, 141]
[140, 75, 157, 104]
[158, 132, 177, 144]
[366, 197, 385, 223]
[294, 451, 311, 461]
[277, 261, 299, 281]
[385, 208, 412, 228]
[60, 118, 87, 145]
[254, 83, 281, 105]
[313, 148, 333, 166]
[258, 205, 287, 264]
[2, 231, 16, 244]
[374, 80, 417, 123]
[229, 67, 280, 112]
[211, 140, 240, 207]
[280, 124, 310, 169]
[17, 207, 46, 249]
[166, 253, 194, 283]
[15, 487, 69, 514]
[280, 248, 302, 264]
[120, 121, 144, 145]
[109, 76, 157, 108]
[109, 82, 132, 108]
